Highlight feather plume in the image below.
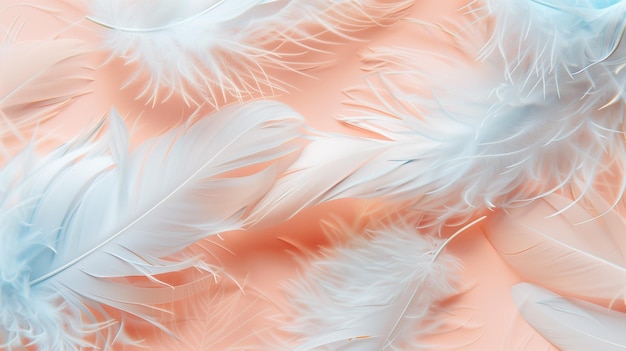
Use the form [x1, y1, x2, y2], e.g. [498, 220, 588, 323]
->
[485, 192, 626, 305]
[512, 282, 626, 351]
[280, 218, 463, 350]
[86, 0, 413, 106]
[252, 38, 626, 226]
[0, 100, 303, 350]
[0, 39, 91, 140]
[480, 0, 626, 110]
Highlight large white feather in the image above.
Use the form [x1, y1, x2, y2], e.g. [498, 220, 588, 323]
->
[87, 0, 412, 106]
[512, 282, 626, 351]
[0, 100, 303, 350]
[252, 39, 626, 226]
[281, 219, 462, 350]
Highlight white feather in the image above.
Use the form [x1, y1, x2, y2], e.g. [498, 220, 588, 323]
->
[485, 192, 626, 305]
[281, 219, 462, 350]
[512, 282, 626, 351]
[87, 0, 412, 106]
[252, 41, 626, 226]
[481, 0, 626, 110]
[0, 100, 303, 350]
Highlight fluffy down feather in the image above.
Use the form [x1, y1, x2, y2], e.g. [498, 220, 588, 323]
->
[281, 219, 462, 350]
[0, 100, 303, 350]
[87, 0, 413, 106]
[252, 39, 626, 226]
[480, 0, 626, 110]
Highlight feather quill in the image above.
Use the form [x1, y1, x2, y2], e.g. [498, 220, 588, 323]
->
[0, 39, 91, 140]
[281, 218, 463, 350]
[485, 192, 626, 305]
[512, 282, 626, 351]
[87, 0, 413, 106]
[0, 100, 303, 350]
[251, 38, 626, 226]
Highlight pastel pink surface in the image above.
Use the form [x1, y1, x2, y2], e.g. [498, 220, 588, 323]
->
[0, 1, 566, 350]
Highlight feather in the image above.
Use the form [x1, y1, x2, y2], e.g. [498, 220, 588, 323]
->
[480, 0, 626, 110]
[86, 0, 413, 106]
[0, 39, 91, 140]
[280, 217, 465, 350]
[0, 100, 303, 350]
[144, 275, 279, 351]
[511, 282, 626, 351]
[485, 192, 626, 305]
[251, 39, 626, 226]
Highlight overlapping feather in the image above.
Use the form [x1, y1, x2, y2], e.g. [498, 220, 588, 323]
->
[280, 218, 462, 350]
[87, 0, 413, 106]
[252, 24, 626, 226]
[0, 100, 303, 350]
[512, 283, 626, 351]
[480, 0, 626, 110]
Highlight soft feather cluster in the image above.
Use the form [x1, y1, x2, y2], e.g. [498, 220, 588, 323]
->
[88, 0, 412, 106]
[3, 0, 626, 350]
[253, 38, 626, 226]
[481, 0, 626, 109]
[282, 220, 462, 350]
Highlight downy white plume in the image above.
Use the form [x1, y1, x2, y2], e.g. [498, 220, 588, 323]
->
[87, 0, 412, 106]
[281, 219, 463, 350]
[0, 39, 91, 140]
[0, 100, 303, 350]
[481, 0, 626, 110]
[485, 191, 626, 305]
[252, 39, 626, 226]
[512, 282, 626, 351]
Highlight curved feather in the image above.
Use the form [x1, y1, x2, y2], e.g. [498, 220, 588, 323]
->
[0, 100, 303, 350]
[0, 39, 91, 139]
[485, 192, 626, 305]
[87, 0, 412, 106]
[252, 41, 626, 226]
[281, 219, 462, 350]
[512, 282, 626, 351]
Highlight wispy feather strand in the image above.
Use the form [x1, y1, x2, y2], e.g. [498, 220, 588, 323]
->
[87, 0, 413, 106]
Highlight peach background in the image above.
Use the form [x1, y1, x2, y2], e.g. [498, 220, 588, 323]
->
[0, 1, 566, 350]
